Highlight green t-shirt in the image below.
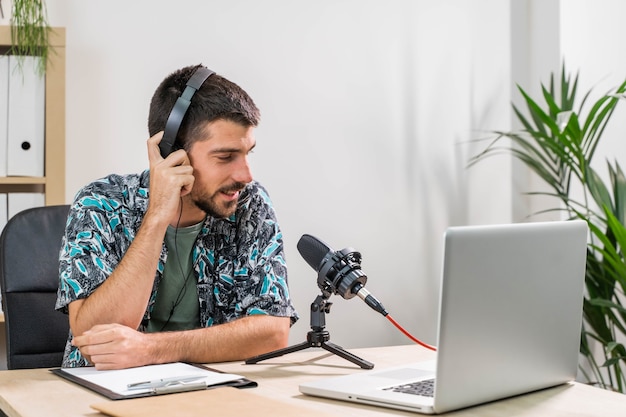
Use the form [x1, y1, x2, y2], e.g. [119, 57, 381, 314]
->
[146, 222, 203, 332]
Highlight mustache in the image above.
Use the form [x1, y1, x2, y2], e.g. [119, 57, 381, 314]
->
[219, 182, 247, 194]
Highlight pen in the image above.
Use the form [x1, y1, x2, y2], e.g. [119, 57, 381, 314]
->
[152, 381, 208, 395]
[127, 375, 206, 390]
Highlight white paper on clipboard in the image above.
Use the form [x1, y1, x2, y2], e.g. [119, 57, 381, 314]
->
[52, 362, 252, 400]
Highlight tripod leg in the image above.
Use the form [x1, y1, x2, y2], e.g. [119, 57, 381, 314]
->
[322, 341, 374, 369]
[245, 293, 376, 369]
[245, 340, 311, 364]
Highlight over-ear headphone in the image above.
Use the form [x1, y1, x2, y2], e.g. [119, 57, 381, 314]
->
[159, 66, 215, 158]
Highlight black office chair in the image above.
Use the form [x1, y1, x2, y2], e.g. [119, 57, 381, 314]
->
[0, 205, 70, 369]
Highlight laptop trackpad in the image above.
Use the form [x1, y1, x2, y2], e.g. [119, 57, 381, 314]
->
[370, 366, 434, 381]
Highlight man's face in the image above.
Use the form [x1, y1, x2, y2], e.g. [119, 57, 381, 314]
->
[186, 119, 255, 218]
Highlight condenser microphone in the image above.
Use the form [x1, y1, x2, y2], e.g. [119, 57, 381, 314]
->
[297, 234, 388, 316]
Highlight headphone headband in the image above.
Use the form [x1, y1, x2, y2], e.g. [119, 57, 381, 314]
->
[159, 66, 215, 157]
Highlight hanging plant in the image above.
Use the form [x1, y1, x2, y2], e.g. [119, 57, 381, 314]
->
[9, 0, 50, 76]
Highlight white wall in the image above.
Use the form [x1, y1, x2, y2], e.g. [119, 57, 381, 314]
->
[561, 0, 626, 184]
[41, 0, 518, 350]
[38, 0, 625, 353]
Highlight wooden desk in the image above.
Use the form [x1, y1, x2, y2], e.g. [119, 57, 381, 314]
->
[0, 345, 624, 416]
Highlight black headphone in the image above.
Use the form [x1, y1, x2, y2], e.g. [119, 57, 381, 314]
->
[159, 66, 215, 158]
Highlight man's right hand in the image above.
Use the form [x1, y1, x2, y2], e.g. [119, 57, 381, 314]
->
[146, 132, 195, 225]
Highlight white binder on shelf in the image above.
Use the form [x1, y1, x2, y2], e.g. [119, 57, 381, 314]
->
[0, 193, 5, 308]
[0, 193, 3, 309]
[0, 193, 7, 236]
[7, 192, 45, 219]
[7, 55, 45, 177]
[0, 55, 8, 177]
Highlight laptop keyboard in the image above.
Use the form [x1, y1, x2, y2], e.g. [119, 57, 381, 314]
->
[383, 378, 435, 397]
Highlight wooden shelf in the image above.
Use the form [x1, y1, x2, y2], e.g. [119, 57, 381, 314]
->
[0, 26, 66, 206]
[0, 177, 46, 185]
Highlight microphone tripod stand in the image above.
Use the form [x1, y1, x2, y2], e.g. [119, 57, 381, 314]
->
[245, 293, 374, 369]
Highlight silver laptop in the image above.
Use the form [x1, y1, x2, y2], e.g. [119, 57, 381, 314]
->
[299, 220, 588, 414]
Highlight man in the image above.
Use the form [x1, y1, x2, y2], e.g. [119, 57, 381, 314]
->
[55, 64, 298, 370]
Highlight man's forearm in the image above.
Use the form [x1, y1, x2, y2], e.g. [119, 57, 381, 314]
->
[149, 315, 291, 364]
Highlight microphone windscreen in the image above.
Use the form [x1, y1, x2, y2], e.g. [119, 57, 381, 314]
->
[297, 234, 333, 271]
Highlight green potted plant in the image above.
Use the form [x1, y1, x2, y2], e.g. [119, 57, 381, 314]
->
[469, 67, 626, 393]
[5, 0, 50, 76]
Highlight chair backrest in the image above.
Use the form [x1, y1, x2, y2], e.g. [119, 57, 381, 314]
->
[0, 205, 70, 369]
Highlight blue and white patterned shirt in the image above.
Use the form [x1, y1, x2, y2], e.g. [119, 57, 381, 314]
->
[55, 170, 298, 367]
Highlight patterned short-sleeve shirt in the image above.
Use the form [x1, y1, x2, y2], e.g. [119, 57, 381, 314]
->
[55, 170, 298, 367]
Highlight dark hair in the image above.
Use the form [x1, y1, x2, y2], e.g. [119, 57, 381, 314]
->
[148, 64, 260, 150]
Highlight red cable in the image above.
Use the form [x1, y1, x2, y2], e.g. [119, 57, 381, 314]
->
[386, 314, 437, 351]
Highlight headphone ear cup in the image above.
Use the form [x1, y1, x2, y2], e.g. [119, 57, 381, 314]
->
[159, 137, 175, 158]
[159, 137, 184, 159]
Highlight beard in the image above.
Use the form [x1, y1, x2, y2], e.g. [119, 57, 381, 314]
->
[191, 182, 247, 219]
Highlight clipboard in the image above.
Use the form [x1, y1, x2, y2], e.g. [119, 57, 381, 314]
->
[51, 362, 257, 400]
